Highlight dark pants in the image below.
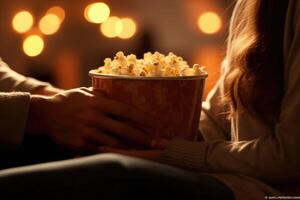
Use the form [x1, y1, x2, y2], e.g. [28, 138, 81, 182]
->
[0, 136, 234, 200]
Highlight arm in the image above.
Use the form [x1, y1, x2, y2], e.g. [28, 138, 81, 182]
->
[0, 60, 153, 152]
[1, 88, 153, 151]
[161, 1, 300, 183]
[0, 59, 62, 96]
[0, 59, 62, 149]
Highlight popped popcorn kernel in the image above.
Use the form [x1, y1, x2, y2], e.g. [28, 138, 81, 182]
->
[97, 51, 207, 77]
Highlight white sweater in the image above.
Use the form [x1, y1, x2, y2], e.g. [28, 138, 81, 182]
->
[0, 59, 50, 149]
[161, 0, 300, 199]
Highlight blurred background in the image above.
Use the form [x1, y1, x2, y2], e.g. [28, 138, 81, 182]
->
[0, 0, 234, 97]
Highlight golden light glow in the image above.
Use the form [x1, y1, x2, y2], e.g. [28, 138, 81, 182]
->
[39, 14, 61, 35]
[197, 12, 222, 34]
[84, 4, 91, 22]
[100, 16, 123, 38]
[47, 6, 65, 21]
[12, 11, 34, 33]
[193, 45, 223, 97]
[118, 18, 137, 39]
[22, 35, 44, 57]
[84, 2, 110, 24]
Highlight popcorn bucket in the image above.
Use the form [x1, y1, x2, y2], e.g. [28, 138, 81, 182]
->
[89, 70, 208, 141]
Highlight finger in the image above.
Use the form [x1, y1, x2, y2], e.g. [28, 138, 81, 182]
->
[150, 139, 171, 150]
[73, 87, 94, 97]
[86, 88, 106, 97]
[88, 114, 151, 147]
[83, 127, 120, 147]
[92, 96, 155, 128]
[79, 87, 93, 93]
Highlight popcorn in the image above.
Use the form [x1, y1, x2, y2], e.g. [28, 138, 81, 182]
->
[97, 51, 206, 77]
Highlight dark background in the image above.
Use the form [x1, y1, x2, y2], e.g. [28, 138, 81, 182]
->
[0, 0, 234, 97]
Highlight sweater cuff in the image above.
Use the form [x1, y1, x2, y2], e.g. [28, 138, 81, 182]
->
[0, 92, 30, 149]
[160, 138, 209, 171]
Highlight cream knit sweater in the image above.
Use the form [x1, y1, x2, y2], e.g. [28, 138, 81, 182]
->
[0, 59, 50, 149]
[161, 0, 300, 199]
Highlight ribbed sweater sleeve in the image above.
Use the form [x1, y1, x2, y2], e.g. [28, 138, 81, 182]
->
[161, 138, 208, 171]
[0, 92, 30, 149]
[0, 59, 51, 150]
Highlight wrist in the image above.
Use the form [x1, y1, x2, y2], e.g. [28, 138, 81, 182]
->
[26, 95, 50, 136]
[33, 86, 64, 96]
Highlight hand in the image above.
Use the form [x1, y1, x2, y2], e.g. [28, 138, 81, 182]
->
[98, 138, 171, 161]
[32, 86, 64, 96]
[27, 87, 153, 153]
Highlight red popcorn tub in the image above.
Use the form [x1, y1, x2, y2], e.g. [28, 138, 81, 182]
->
[89, 51, 208, 142]
[89, 70, 208, 141]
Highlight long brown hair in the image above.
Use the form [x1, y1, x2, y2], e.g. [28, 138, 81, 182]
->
[223, 0, 289, 126]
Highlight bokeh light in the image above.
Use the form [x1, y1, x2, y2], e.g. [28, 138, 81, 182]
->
[22, 35, 44, 57]
[12, 11, 34, 33]
[193, 45, 223, 97]
[84, 2, 110, 24]
[39, 14, 61, 35]
[100, 16, 123, 38]
[47, 6, 65, 21]
[118, 18, 137, 39]
[197, 12, 222, 34]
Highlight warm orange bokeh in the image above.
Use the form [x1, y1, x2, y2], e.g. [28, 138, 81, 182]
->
[12, 11, 34, 33]
[100, 16, 123, 38]
[118, 18, 137, 39]
[84, 2, 110, 24]
[53, 51, 81, 89]
[47, 6, 65, 21]
[193, 45, 224, 98]
[22, 35, 44, 57]
[198, 12, 222, 34]
[39, 14, 61, 35]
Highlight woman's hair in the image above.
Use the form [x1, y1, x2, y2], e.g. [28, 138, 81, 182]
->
[223, 0, 289, 126]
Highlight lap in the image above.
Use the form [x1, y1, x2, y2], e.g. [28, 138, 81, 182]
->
[0, 153, 234, 200]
